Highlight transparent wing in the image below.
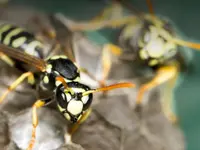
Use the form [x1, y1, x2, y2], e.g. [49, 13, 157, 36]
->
[48, 13, 75, 62]
[0, 43, 46, 71]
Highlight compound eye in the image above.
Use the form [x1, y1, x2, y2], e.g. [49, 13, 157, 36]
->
[56, 87, 72, 108]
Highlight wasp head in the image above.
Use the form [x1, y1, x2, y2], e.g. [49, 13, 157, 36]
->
[56, 82, 93, 123]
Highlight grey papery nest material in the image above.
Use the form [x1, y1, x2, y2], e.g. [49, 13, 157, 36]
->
[0, 3, 185, 150]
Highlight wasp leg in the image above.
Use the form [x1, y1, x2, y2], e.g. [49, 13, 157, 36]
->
[161, 66, 179, 124]
[100, 43, 122, 87]
[0, 52, 14, 66]
[91, 1, 124, 23]
[0, 72, 35, 104]
[66, 108, 92, 143]
[136, 65, 179, 123]
[27, 98, 53, 150]
[71, 16, 136, 31]
[70, 2, 136, 31]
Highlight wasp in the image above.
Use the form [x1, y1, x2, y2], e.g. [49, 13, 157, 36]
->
[67, 0, 200, 124]
[0, 14, 134, 150]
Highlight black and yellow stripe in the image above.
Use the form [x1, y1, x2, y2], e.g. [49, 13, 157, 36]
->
[0, 24, 44, 58]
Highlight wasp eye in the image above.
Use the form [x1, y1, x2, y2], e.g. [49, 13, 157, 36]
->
[56, 87, 69, 108]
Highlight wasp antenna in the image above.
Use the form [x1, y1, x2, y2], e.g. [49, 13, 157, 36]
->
[82, 82, 135, 96]
[146, 0, 155, 15]
[172, 38, 200, 50]
[56, 76, 68, 89]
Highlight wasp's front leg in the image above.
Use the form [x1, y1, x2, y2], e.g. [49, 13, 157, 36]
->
[27, 97, 53, 150]
[135, 65, 179, 124]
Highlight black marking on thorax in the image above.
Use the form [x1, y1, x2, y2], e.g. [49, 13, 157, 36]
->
[48, 58, 80, 80]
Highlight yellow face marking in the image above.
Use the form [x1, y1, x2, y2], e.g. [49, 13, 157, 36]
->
[148, 59, 159, 66]
[65, 93, 72, 102]
[82, 95, 89, 104]
[64, 113, 71, 121]
[72, 87, 85, 93]
[57, 104, 65, 112]
[64, 87, 85, 96]
[12, 37, 26, 48]
[165, 42, 177, 53]
[146, 38, 165, 58]
[4, 28, 23, 45]
[43, 76, 49, 84]
[0, 24, 12, 41]
[139, 49, 148, 60]
[67, 100, 83, 115]
[77, 114, 82, 121]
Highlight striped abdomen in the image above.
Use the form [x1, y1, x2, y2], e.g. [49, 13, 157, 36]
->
[0, 23, 44, 58]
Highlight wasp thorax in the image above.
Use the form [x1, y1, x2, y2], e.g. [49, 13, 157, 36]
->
[46, 55, 80, 82]
[56, 82, 93, 123]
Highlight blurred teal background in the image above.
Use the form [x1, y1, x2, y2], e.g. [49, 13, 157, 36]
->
[10, 0, 200, 150]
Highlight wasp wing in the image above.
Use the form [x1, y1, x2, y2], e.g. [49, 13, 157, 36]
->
[0, 44, 46, 71]
[48, 13, 75, 62]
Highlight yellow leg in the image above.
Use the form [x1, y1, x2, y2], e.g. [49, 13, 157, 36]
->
[91, 2, 124, 23]
[69, 2, 137, 31]
[26, 99, 51, 150]
[100, 44, 122, 86]
[68, 108, 92, 136]
[161, 66, 179, 124]
[0, 52, 14, 66]
[136, 65, 178, 105]
[0, 72, 35, 104]
[71, 15, 137, 31]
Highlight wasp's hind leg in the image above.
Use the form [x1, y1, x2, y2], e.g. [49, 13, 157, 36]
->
[27, 97, 53, 150]
[66, 108, 92, 143]
[135, 65, 179, 124]
[0, 52, 15, 66]
[0, 71, 35, 104]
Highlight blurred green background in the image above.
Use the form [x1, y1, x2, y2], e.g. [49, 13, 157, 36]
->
[10, 0, 200, 150]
